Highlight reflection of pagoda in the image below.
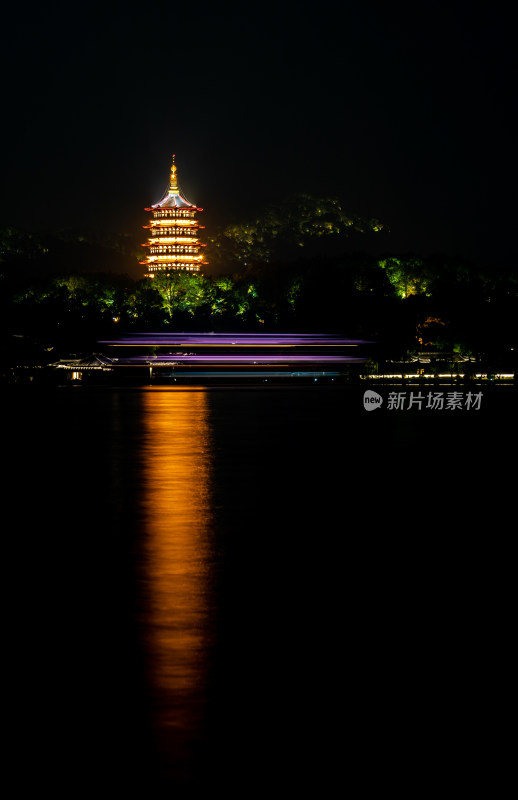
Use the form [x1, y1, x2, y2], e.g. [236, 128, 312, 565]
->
[141, 155, 207, 277]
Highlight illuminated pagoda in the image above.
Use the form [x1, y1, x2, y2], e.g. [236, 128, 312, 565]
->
[141, 155, 207, 277]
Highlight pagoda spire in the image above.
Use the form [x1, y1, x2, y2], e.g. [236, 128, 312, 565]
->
[169, 154, 179, 194]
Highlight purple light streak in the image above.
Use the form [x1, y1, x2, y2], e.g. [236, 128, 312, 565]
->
[100, 333, 369, 347]
[117, 354, 362, 363]
[97, 333, 371, 368]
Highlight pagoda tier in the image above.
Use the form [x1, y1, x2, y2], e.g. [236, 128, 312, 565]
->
[141, 155, 207, 276]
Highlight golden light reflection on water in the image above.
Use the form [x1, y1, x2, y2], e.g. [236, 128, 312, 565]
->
[139, 388, 213, 777]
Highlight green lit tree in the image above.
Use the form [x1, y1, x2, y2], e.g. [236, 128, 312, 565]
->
[148, 270, 213, 319]
[378, 257, 431, 298]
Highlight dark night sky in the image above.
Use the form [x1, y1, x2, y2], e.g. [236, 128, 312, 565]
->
[1, 0, 516, 265]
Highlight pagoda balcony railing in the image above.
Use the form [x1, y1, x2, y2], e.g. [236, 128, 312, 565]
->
[149, 247, 200, 254]
[148, 228, 198, 236]
[146, 255, 203, 263]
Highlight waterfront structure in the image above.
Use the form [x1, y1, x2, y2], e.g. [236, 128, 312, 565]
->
[140, 155, 207, 277]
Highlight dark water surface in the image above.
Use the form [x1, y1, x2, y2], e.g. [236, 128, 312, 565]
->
[3, 384, 515, 793]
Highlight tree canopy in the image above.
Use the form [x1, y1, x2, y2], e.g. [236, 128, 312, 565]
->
[205, 193, 385, 271]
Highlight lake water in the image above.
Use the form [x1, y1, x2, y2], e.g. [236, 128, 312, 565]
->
[3, 383, 515, 793]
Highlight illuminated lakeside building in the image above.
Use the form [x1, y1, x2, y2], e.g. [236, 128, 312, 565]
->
[141, 155, 207, 277]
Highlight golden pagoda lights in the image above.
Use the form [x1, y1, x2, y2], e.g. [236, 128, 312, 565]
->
[140, 155, 207, 277]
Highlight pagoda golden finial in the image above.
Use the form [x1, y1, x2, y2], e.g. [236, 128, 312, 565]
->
[169, 153, 178, 194]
